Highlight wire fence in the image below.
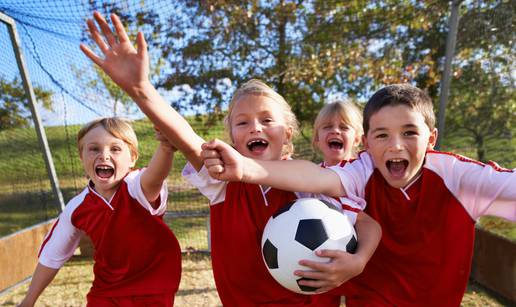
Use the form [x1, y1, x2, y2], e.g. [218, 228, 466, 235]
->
[0, 0, 514, 253]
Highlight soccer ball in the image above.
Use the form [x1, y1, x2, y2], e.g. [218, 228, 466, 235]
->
[261, 198, 357, 294]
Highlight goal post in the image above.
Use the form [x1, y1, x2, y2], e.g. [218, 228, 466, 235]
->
[0, 11, 65, 211]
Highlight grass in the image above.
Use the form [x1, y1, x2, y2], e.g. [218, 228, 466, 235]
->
[0, 117, 514, 304]
[0, 254, 512, 306]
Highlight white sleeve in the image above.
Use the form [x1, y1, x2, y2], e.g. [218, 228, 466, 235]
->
[296, 192, 363, 225]
[126, 168, 168, 216]
[182, 162, 227, 205]
[426, 153, 516, 221]
[328, 152, 374, 210]
[38, 192, 86, 269]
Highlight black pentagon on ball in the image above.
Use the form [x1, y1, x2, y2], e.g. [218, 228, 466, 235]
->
[295, 219, 328, 251]
[296, 277, 319, 292]
[346, 235, 358, 254]
[262, 239, 279, 269]
[272, 200, 296, 218]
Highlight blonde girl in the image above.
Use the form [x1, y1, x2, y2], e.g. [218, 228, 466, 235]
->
[312, 100, 363, 166]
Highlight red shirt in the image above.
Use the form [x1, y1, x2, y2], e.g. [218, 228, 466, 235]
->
[329, 151, 516, 306]
[183, 164, 338, 307]
[39, 169, 181, 297]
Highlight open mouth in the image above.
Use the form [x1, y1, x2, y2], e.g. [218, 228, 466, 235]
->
[247, 139, 269, 153]
[386, 159, 408, 179]
[96, 165, 114, 179]
[327, 139, 343, 150]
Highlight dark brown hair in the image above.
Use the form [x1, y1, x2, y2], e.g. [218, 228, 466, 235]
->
[363, 84, 435, 134]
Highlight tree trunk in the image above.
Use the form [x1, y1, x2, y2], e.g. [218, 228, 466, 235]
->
[475, 134, 485, 162]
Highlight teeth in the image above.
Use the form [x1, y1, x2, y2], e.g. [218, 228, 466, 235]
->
[247, 139, 268, 146]
[96, 166, 113, 170]
[389, 159, 404, 163]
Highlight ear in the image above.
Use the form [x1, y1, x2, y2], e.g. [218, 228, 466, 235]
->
[353, 133, 361, 147]
[283, 126, 293, 144]
[427, 128, 438, 150]
[362, 134, 369, 150]
[130, 154, 138, 168]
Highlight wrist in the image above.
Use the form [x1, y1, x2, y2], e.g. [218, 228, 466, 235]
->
[127, 80, 155, 102]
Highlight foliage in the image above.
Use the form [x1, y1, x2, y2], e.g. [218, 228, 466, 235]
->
[447, 60, 515, 162]
[0, 77, 53, 131]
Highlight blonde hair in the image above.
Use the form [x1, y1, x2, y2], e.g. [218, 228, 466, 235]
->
[312, 100, 363, 153]
[77, 117, 139, 160]
[224, 79, 299, 157]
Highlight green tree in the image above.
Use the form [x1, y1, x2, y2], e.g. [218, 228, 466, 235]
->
[447, 59, 515, 162]
[0, 77, 53, 131]
[157, 1, 451, 125]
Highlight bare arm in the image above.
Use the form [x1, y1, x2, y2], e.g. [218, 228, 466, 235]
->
[352, 212, 382, 268]
[17, 264, 59, 307]
[80, 12, 204, 170]
[202, 139, 346, 197]
[140, 130, 176, 207]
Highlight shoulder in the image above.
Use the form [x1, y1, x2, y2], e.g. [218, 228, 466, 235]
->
[63, 187, 90, 215]
[123, 168, 144, 184]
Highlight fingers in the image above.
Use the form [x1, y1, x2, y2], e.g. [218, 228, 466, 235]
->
[136, 32, 148, 60]
[86, 18, 110, 54]
[111, 13, 130, 43]
[294, 275, 332, 294]
[80, 44, 104, 67]
[93, 11, 117, 47]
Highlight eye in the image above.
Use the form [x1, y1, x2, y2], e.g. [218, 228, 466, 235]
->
[111, 146, 122, 152]
[235, 121, 247, 126]
[88, 146, 99, 152]
[322, 124, 332, 129]
[375, 133, 388, 139]
[262, 118, 274, 124]
[403, 130, 418, 137]
[339, 124, 350, 131]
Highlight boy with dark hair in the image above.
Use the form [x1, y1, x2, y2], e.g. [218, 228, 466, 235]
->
[202, 83, 516, 306]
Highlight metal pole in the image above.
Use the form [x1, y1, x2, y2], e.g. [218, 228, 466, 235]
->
[436, 0, 462, 150]
[2, 12, 66, 211]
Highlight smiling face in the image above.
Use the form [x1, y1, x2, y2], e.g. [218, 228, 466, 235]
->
[314, 115, 360, 166]
[79, 125, 136, 200]
[229, 94, 293, 161]
[363, 104, 437, 188]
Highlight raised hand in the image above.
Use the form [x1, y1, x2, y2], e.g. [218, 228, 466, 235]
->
[294, 249, 366, 293]
[80, 12, 149, 97]
[201, 139, 245, 182]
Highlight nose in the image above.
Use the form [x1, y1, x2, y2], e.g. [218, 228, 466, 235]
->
[388, 136, 404, 152]
[329, 126, 341, 134]
[98, 149, 111, 161]
[250, 120, 263, 133]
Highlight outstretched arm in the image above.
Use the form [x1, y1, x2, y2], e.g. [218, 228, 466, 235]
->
[202, 139, 346, 197]
[140, 128, 176, 208]
[17, 264, 59, 307]
[80, 12, 204, 170]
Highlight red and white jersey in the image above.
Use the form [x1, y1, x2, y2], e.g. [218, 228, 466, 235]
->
[39, 169, 181, 297]
[303, 160, 365, 224]
[328, 150, 516, 306]
[183, 163, 338, 307]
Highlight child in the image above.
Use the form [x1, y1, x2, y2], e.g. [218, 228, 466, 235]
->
[312, 100, 363, 166]
[202, 83, 516, 306]
[80, 12, 380, 306]
[18, 118, 181, 307]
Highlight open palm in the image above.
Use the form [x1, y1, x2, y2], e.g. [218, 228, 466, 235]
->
[80, 12, 149, 97]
